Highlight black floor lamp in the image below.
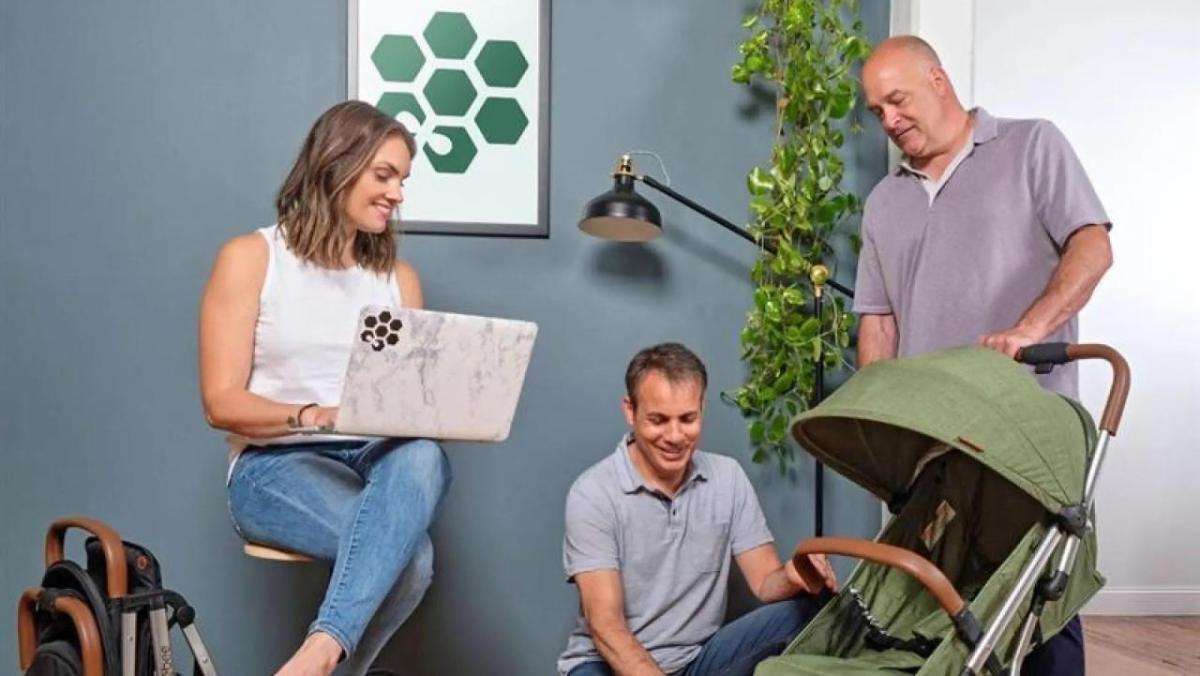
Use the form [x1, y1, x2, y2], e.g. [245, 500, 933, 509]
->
[578, 154, 854, 537]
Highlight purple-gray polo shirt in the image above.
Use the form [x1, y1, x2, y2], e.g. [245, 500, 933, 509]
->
[854, 108, 1111, 397]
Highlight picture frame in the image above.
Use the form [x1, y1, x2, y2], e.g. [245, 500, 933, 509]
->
[348, 0, 550, 237]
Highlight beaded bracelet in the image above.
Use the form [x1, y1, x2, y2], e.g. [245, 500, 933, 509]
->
[287, 402, 319, 429]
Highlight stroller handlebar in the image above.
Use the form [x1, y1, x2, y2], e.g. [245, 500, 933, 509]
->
[45, 516, 129, 598]
[1015, 342, 1130, 435]
[18, 587, 105, 676]
[794, 537, 966, 618]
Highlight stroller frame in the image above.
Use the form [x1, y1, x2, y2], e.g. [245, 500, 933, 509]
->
[963, 343, 1128, 675]
[776, 343, 1130, 676]
[17, 517, 218, 676]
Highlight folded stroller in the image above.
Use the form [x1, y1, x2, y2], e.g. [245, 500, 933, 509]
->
[17, 517, 218, 676]
[758, 343, 1129, 676]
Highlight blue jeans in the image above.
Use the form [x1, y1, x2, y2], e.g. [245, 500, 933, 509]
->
[570, 596, 822, 676]
[228, 438, 451, 675]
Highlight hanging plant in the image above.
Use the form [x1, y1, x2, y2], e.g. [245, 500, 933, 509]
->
[727, 0, 869, 471]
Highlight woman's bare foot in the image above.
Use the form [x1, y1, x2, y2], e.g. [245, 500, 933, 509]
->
[275, 631, 343, 676]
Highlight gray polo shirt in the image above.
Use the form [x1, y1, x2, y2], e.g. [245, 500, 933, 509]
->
[854, 108, 1110, 397]
[557, 438, 774, 675]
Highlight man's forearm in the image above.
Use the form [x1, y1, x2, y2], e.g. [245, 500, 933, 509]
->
[588, 616, 664, 676]
[1017, 225, 1113, 337]
[857, 314, 898, 367]
[756, 566, 805, 604]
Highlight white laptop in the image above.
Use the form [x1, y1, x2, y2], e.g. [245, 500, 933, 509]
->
[304, 307, 537, 442]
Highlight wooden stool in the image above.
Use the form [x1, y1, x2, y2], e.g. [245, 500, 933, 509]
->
[242, 542, 314, 563]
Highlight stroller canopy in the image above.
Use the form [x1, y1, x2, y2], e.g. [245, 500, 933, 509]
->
[792, 347, 1094, 514]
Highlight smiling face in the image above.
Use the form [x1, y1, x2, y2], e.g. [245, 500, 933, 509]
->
[341, 134, 412, 235]
[863, 42, 958, 163]
[623, 369, 705, 493]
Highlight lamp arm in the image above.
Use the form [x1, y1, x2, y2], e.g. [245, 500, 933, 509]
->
[636, 174, 854, 299]
[639, 174, 761, 249]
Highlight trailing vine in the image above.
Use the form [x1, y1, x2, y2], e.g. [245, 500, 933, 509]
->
[728, 0, 869, 471]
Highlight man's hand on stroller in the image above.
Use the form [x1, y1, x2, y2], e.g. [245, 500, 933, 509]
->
[787, 553, 838, 595]
[978, 323, 1045, 358]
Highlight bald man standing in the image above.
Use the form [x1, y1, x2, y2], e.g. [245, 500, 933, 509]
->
[854, 36, 1112, 675]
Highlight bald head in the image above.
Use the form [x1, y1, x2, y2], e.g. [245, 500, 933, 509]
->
[866, 36, 942, 72]
[862, 36, 967, 164]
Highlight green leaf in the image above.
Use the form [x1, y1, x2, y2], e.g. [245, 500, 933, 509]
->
[741, 14, 759, 29]
[775, 370, 795, 393]
[768, 413, 788, 442]
[842, 35, 870, 60]
[749, 419, 765, 443]
[754, 287, 768, 311]
[829, 87, 853, 119]
[731, 63, 750, 84]
[747, 166, 773, 195]
[797, 316, 819, 339]
[817, 175, 833, 191]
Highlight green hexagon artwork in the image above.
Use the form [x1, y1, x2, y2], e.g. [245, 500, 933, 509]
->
[422, 69, 477, 116]
[422, 12, 477, 59]
[371, 35, 425, 83]
[475, 40, 529, 87]
[424, 126, 477, 174]
[475, 97, 528, 144]
[353, 1, 546, 234]
[375, 92, 427, 127]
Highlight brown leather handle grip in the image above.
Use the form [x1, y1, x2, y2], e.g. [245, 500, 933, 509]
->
[1066, 344, 1130, 435]
[45, 517, 128, 598]
[794, 537, 966, 617]
[17, 588, 39, 670]
[18, 588, 104, 676]
[1015, 343, 1130, 435]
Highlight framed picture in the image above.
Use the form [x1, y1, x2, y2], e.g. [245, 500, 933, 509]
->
[349, 0, 550, 237]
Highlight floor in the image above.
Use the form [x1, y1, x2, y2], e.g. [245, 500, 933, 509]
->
[1083, 616, 1199, 675]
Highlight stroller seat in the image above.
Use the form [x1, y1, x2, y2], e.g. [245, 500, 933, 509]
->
[756, 345, 1127, 675]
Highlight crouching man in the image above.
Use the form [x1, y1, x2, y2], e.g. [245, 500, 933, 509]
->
[558, 343, 836, 676]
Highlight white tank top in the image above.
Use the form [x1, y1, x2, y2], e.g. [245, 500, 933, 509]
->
[230, 224, 402, 456]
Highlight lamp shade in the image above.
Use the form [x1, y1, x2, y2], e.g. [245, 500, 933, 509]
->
[578, 174, 662, 242]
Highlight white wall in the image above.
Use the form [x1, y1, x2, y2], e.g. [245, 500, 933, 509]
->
[897, 0, 1200, 615]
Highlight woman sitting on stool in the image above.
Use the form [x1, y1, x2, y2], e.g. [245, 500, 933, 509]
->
[198, 100, 450, 676]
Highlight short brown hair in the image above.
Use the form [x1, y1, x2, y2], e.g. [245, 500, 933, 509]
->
[624, 343, 708, 407]
[275, 101, 417, 273]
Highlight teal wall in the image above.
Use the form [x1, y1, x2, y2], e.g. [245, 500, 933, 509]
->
[0, 1, 889, 673]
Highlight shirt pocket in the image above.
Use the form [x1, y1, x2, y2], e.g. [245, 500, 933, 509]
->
[679, 520, 731, 574]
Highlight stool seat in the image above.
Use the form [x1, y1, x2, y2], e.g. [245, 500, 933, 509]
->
[243, 542, 314, 563]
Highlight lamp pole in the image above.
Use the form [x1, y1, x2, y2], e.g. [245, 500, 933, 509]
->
[810, 264, 831, 537]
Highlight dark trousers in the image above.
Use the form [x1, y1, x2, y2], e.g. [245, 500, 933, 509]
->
[1023, 615, 1085, 675]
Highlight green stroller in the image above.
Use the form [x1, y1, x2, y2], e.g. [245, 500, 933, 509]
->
[758, 343, 1129, 676]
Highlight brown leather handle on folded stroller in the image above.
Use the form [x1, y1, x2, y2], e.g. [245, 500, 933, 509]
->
[18, 587, 105, 676]
[1015, 343, 1130, 435]
[794, 537, 966, 617]
[45, 517, 128, 598]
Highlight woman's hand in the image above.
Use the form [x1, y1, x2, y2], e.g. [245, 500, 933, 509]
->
[301, 406, 339, 431]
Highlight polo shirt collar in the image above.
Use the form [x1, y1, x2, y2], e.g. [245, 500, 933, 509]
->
[896, 107, 999, 177]
[614, 435, 708, 495]
[972, 107, 999, 144]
